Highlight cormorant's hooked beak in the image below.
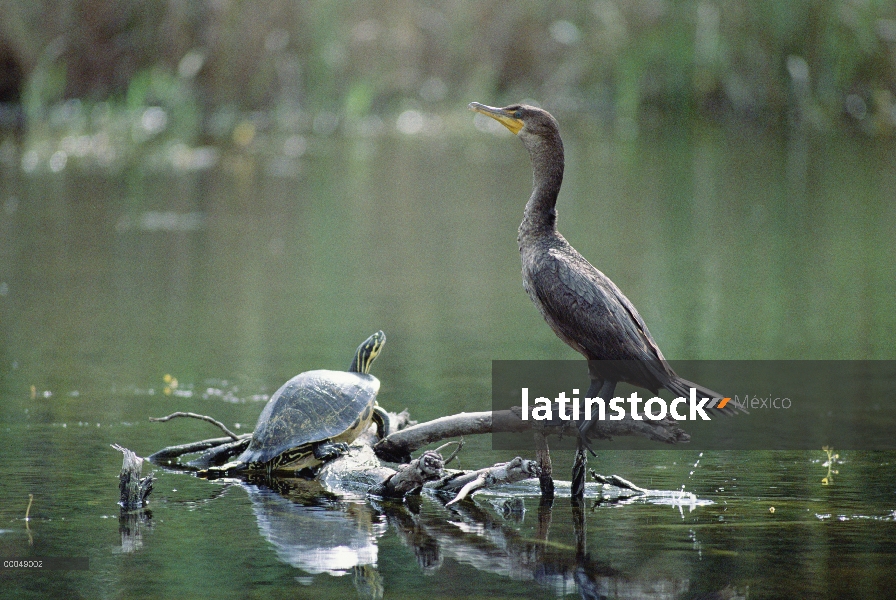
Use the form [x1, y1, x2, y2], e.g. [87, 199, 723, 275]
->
[468, 102, 523, 135]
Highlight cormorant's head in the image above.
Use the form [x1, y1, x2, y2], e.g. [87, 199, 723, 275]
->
[468, 102, 560, 140]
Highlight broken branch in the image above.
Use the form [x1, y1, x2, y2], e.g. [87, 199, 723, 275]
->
[149, 412, 241, 440]
[368, 451, 445, 498]
[432, 457, 540, 505]
[112, 444, 154, 509]
[373, 409, 688, 463]
[147, 434, 252, 464]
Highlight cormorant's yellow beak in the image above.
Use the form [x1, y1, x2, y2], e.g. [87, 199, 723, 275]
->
[468, 102, 523, 135]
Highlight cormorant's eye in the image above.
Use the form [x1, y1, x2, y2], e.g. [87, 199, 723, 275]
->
[513, 110, 523, 119]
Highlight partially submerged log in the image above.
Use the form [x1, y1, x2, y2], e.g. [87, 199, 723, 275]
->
[589, 472, 648, 495]
[313, 432, 537, 503]
[186, 437, 252, 470]
[533, 431, 554, 499]
[429, 457, 540, 506]
[147, 434, 251, 465]
[143, 405, 689, 502]
[368, 451, 445, 499]
[112, 444, 154, 509]
[374, 410, 541, 463]
[373, 408, 689, 463]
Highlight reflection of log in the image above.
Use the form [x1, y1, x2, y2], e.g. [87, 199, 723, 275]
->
[378, 481, 708, 598]
[373, 409, 689, 463]
[119, 510, 152, 554]
[112, 444, 154, 509]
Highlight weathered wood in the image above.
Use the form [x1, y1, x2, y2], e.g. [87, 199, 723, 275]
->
[141, 406, 685, 502]
[368, 451, 445, 498]
[373, 410, 538, 463]
[112, 444, 154, 509]
[386, 408, 415, 436]
[187, 437, 252, 469]
[373, 409, 688, 464]
[148, 409, 413, 467]
[533, 431, 554, 499]
[147, 434, 252, 463]
[429, 457, 540, 505]
[434, 439, 464, 466]
[589, 472, 648, 494]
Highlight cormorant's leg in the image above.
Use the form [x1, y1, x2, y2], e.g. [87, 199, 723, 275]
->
[571, 439, 588, 505]
[571, 378, 602, 504]
[572, 379, 616, 504]
[577, 379, 617, 441]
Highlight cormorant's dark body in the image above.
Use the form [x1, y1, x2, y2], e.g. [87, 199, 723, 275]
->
[488, 103, 720, 405]
[470, 102, 728, 501]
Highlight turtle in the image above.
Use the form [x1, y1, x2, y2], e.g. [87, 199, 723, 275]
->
[206, 330, 389, 477]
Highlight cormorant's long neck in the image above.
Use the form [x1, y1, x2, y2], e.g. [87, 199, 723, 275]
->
[520, 131, 564, 238]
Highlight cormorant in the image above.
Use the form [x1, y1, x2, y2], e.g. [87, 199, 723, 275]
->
[470, 102, 736, 502]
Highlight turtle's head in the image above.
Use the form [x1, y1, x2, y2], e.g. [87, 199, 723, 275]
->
[350, 330, 386, 374]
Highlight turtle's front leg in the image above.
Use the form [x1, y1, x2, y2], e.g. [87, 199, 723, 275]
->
[312, 441, 350, 461]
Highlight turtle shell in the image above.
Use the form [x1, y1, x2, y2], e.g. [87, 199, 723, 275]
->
[238, 369, 380, 466]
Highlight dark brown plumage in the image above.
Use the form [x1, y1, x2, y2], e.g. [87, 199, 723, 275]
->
[470, 102, 734, 501]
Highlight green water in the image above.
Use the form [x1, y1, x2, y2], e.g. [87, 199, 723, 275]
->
[0, 124, 894, 598]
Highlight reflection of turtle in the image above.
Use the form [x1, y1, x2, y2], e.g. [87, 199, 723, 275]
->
[207, 331, 389, 477]
[245, 482, 384, 578]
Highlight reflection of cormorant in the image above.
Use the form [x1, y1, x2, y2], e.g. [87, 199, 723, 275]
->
[470, 102, 734, 501]
[0, 41, 25, 136]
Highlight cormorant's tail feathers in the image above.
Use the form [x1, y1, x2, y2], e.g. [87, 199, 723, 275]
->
[666, 376, 748, 416]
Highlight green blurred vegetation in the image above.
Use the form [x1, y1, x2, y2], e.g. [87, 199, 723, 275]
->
[0, 0, 894, 170]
